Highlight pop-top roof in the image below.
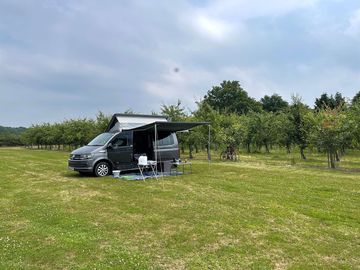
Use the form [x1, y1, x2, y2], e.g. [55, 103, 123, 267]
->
[105, 114, 209, 133]
[106, 114, 168, 132]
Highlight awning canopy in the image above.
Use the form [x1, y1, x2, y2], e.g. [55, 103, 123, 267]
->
[129, 121, 209, 132]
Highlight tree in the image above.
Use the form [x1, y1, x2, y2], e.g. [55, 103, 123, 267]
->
[290, 95, 311, 159]
[260, 94, 289, 113]
[216, 113, 243, 157]
[203, 80, 261, 114]
[314, 92, 346, 111]
[95, 111, 111, 133]
[243, 112, 278, 153]
[348, 102, 360, 148]
[315, 93, 331, 111]
[160, 100, 187, 121]
[306, 106, 350, 168]
[192, 101, 222, 160]
[275, 112, 295, 153]
[352, 91, 360, 105]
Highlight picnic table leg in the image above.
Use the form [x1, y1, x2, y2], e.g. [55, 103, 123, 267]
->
[151, 164, 158, 180]
[138, 165, 146, 181]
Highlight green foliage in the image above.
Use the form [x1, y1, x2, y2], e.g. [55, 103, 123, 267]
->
[352, 91, 360, 105]
[96, 111, 112, 133]
[0, 126, 26, 146]
[348, 102, 360, 148]
[306, 106, 351, 168]
[203, 80, 261, 114]
[289, 95, 311, 159]
[314, 92, 346, 111]
[21, 111, 111, 148]
[160, 99, 187, 121]
[260, 93, 289, 112]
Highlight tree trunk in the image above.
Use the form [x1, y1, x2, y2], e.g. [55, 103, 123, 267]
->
[335, 151, 340, 162]
[286, 144, 291, 154]
[330, 151, 336, 169]
[206, 144, 211, 161]
[189, 144, 193, 159]
[300, 147, 306, 160]
[247, 143, 251, 153]
[327, 151, 330, 168]
[265, 143, 270, 153]
[195, 145, 199, 153]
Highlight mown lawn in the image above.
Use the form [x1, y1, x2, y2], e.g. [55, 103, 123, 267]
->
[0, 148, 359, 269]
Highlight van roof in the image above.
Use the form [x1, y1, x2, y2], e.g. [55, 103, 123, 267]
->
[105, 114, 209, 133]
[106, 114, 168, 132]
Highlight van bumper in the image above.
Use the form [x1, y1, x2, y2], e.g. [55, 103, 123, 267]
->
[68, 159, 93, 172]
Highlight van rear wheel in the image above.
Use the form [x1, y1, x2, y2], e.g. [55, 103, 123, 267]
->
[95, 162, 110, 177]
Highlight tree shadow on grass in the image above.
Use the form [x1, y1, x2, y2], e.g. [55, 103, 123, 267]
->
[302, 164, 360, 174]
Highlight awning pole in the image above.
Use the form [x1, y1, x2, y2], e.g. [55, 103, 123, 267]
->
[208, 124, 211, 163]
[155, 123, 158, 175]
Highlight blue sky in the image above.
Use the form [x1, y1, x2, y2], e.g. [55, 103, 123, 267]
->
[1, 0, 360, 127]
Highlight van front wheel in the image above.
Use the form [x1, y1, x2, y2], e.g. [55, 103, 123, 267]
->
[94, 162, 110, 177]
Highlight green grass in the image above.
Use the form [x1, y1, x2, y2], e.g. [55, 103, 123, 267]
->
[0, 148, 359, 269]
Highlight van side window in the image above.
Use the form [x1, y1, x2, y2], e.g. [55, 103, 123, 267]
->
[112, 135, 128, 148]
[157, 134, 174, 146]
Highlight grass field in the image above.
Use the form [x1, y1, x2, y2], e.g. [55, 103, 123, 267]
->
[0, 148, 359, 269]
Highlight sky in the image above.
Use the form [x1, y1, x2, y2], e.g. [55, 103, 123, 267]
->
[1, 0, 360, 127]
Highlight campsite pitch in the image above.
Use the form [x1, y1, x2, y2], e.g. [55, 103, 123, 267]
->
[0, 148, 359, 269]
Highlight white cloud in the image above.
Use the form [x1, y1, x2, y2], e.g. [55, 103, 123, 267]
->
[197, 0, 319, 20]
[182, 0, 319, 44]
[345, 9, 360, 37]
[193, 15, 234, 41]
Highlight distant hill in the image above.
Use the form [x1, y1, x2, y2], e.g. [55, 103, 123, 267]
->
[0, 125, 27, 146]
[0, 126, 27, 134]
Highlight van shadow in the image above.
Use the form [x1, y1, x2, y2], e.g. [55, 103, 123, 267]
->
[61, 171, 97, 179]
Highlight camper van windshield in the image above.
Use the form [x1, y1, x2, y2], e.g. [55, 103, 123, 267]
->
[88, 133, 114, 146]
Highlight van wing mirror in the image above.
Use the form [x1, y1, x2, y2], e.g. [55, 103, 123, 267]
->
[107, 143, 113, 149]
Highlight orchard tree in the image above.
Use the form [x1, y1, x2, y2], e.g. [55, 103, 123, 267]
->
[314, 92, 346, 111]
[306, 106, 350, 168]
[217, 113, 243, 156]
[352, 91, 360, 105]
[203, 80, 261, 114]
[275, 112, 295, 153]
[290, 95, 311, 159]
[260, 94, 289, 113]
[96, 111, 111, 133]
[160, 99, 187, 121]
[193, 101, 222, 160]
[348, 102, 360, 148]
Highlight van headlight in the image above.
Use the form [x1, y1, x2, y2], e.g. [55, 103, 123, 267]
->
[70, 153, 93, 160]
[81, 153, 93, 159]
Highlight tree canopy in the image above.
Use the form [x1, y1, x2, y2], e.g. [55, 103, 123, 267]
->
[314, 92, 345, 111]
[203, 80, 261, 114]
[260, 94, 289, 113]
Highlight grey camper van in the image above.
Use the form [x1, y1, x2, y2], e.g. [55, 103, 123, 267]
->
[68, 114, 207, 177]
